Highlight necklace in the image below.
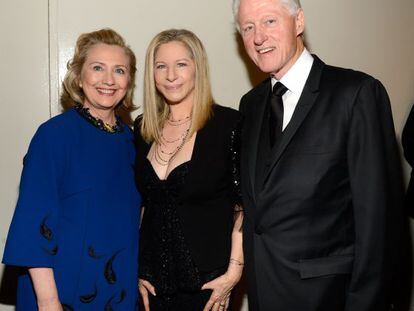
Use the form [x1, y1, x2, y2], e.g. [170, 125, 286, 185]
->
[166, 114, 191, 126]
[75, 104, 122, 133]
[161, 130, 188, 144]
[153, 123, 191, 166]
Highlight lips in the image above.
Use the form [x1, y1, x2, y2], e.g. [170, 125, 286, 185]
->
[165, 85, 182, 91]
[96, 88, 116, 95]
[257, 47, 275, 54]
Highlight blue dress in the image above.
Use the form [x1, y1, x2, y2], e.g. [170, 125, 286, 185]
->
[2, 107, 141, 310]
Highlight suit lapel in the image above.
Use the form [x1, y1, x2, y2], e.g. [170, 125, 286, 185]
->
[263, 56, 325, 184]
[247, 80, 271, 199]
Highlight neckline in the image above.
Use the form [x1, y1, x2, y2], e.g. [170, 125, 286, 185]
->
[75, 104, 123, 133]
[146, 131, 198, 181]
[145, 157, 190, 181]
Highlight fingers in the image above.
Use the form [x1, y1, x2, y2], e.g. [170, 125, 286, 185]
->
[203, 289, 230, 311]
[203, 296, 216, 311]
[139, 279, 156, 311]
[211, 299, 227, 311]
[141, 279, 156, 296]
[138, 283, 150, 311]
[225, 295, 230, 309]
[201, 280, 213, 290]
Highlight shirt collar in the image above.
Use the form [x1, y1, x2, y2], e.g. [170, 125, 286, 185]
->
[271, 48, 314, 95]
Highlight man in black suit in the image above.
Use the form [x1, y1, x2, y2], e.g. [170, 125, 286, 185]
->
[233, 0, 405, 310]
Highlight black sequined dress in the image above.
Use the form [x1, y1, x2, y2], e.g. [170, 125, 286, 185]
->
[134, 104, 242, 306]
[139, 160, 205, 295]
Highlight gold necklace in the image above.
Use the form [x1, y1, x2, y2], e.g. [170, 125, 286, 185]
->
[153, 124, 191, 166]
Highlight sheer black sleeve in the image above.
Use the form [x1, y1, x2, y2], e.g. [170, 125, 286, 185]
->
[230, 116, 243, 209]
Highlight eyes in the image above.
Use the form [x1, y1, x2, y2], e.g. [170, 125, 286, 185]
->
[241, 18, 278, 36]
[115, 68, 126, 74]
[155, 62, 189, 70]
[92, 64, 127, 75]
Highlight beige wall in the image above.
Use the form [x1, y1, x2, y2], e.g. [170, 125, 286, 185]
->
[1, 0, 413, 310]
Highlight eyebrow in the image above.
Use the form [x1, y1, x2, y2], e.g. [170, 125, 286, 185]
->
[89, 61, 128, 68]
[154, 58, 191, 63]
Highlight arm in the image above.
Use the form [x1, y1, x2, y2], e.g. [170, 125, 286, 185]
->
[28, 268, 62, 310]
[402, 105, 414, 167]
[202, 208, 244, 311]
[345, 78, 404, 311]
[3, 124, 64, 306]
[202, 116, 244, 311]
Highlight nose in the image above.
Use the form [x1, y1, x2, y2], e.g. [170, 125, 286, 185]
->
[103, 70, 115, 85]
[254, 26, 268, 46]
[166, 67, 177, 82]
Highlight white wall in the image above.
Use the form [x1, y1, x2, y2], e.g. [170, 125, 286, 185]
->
[0, 0, 50, 309]
[1, 0, 413, 310]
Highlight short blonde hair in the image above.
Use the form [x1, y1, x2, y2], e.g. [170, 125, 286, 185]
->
[141, 29, 214, 143]
[61, 28, 137, 115]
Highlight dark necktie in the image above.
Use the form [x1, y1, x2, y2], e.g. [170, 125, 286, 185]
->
[269, 82, 288, 148]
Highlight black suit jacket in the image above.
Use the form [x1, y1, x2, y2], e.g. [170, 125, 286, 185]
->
[402, 105, 414, 217]
[239, 55, 404, 311]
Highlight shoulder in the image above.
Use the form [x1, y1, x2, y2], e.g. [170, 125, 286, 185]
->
[208, 104, 241, 130]
[240, 78, 270, 101]
[133, 114, 143, 138]
[321, 61, 381, 92]
[32, 108, 78, 145]
[132, 114, 150, 149]
[212, 104, 240, 122]
[239, 78, 270, 113]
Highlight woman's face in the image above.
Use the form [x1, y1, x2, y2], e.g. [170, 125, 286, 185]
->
[154, 41, 196, 106]
[79, 43, 130, 111]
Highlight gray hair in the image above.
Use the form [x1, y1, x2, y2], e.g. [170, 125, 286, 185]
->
[232, 0, 302, 30]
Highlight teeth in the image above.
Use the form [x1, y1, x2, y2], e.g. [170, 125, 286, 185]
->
[258, 47, 274, 54]
[97, 89, 115, 94]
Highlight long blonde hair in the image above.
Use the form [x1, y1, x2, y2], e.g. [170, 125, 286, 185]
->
[141, 29, 214, 143]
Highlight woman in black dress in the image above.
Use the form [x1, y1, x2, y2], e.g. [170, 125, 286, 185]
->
[134, 29, 243, 311]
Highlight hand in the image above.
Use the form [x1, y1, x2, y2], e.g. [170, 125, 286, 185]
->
[201, 265, 242, 311]
[139, 278, 156, 311]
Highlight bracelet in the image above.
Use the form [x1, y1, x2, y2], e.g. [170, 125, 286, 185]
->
[229, 258, 244, 266]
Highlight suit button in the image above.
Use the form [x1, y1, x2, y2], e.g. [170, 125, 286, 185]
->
[255, 225, 263, 235]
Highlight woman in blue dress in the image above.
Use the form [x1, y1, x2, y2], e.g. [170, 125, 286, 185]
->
[2, 28, 141, 310]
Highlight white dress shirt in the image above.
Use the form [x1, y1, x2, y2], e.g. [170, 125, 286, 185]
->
[271, 48, 314, 130]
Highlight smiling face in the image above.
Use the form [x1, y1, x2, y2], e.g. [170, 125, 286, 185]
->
[238, 0, 305, 79]
[79, 43, 130, 112]
[153, 41, 196, 106]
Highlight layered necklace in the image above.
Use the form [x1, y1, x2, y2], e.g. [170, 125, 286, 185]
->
[75, 104, 122, 133]
[153, 114, 191, 166]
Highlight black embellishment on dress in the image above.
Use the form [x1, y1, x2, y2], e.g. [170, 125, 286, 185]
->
[116, 289, 127, 304]
[104, 249, 123, 284]
[40, 216, 53, 241]
[75, 104, 123, 133]
[104, 296, 115, 311]
[61, 304, 74, 311]
[79, 284, 97, 303]
[88, 245, 104, 259]
[139, 161, 202, 296]
[43, 245, 58, 256]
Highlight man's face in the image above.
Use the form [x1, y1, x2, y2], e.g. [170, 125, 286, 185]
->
[238, 0, 304, 79]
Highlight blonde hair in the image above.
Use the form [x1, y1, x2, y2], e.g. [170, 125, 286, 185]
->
[61, 28, 137, 117]
[141, 29, 214, 143]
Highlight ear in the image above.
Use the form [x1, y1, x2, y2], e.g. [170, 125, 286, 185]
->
[295, 8, 305, 36]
